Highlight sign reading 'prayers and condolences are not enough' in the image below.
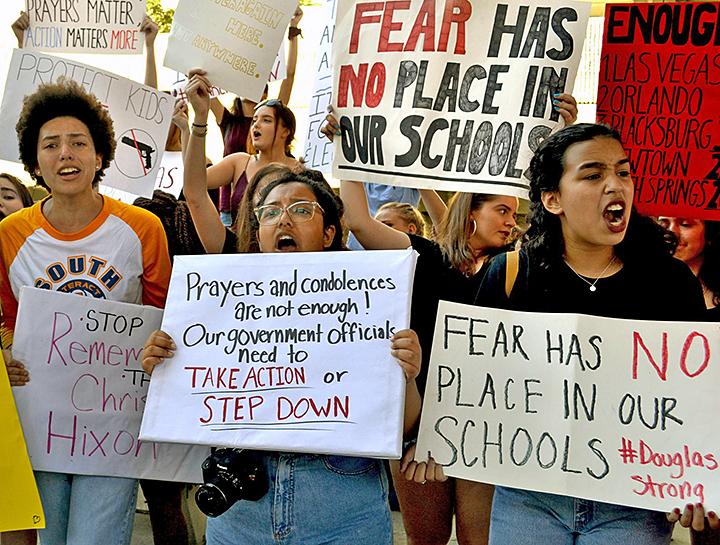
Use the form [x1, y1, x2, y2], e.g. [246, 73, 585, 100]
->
[140, 250, 417, 459]
[332, 0, 590, 196]
[416, 301, 720, 513]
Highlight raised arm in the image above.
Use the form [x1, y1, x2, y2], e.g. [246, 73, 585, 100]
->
[11, 11, 29, 48]
[419, 189, 446, 230]
[278, 6, 303, 105]
[340, 180, 412, 250]
[141, 14, 159, 88]
[209, 97, 226, 125]
[183, 69, 229, 253]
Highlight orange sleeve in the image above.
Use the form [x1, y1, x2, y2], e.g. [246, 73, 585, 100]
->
[115, 202, 172, 308]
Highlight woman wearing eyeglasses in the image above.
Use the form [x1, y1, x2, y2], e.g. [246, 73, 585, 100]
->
[142, 69, 424, 545]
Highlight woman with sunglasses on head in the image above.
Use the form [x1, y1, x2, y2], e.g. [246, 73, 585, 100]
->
[460, 123, 704, 545]
[141, 68, 424, 545]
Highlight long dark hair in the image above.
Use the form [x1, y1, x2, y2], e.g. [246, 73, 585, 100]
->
[255, 172, 345, 252]
[700, 221, 720, 306]
[246, 100, 296, 158]
[524, 123, 675, 272]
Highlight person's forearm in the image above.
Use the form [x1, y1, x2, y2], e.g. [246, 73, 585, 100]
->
[144, 44, 158, 89]
[403, 380, 422, 437]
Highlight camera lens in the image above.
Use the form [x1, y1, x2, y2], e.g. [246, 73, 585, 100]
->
[195, 483, 232, 518]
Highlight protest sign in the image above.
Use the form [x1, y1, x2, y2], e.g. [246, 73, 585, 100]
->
[153, 150, 183, 198]
[269, 45, 287, 82]
[331, 0, 590, 196]
[416, 301, 720, 512]
[23, 0, 146, 54]
[596, 2, 720, 220]
[0, 353, 44, 532]
[164, 0, 296, 100]
[11, 288, 209, 482]
[303, 0, 336, 173]
[0, 49, 173, 198]
[140, 250, 417, 458]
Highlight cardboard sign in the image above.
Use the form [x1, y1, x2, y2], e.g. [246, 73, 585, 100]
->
[140, 250, 417, 458]
[11, 288, 209, 482]
[0, 50, 173, 198]
[23, 0, 146, 54]
[164, 0, 296, 101]
[416, 301, 720, 512]
[0, 353, 44, 532]
[269, 46, 287, 83]
[303, 0, 336, 173]
[596, 2, 720, 220]
[331, 0, 590, 196]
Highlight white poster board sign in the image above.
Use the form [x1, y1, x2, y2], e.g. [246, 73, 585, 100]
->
[269, 46, 286, 83]
[153, 150, 183, 198]
[140, 250, 417, 458]
[12, 288, 209, 482]
[164, 0, 296, 100]
[0, 50, 173, 198]
[417, 301, 720, 512]
[303, 0, 336, 173]
[23, 0, 146, 54]
[331, 0, 590, 196]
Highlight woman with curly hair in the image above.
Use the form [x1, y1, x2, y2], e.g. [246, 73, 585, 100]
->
[469, 123, 705, 544]
[0, 78, 171, 545]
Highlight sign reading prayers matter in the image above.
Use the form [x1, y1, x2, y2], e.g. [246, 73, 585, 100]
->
[164, 0, 296, 100]
[23, 0, 146, 54]
[11, 288, 209, 482]
[416, 301, 720, 512]
[331, 0, 590, 196]
[0, 50, 173, 198]
[596, 2, 720, 220]
[0, 353, 44, 532]
[140, 250, 417, 458]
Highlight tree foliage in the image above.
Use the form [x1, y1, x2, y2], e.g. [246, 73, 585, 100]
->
[146, 0, 175, 33]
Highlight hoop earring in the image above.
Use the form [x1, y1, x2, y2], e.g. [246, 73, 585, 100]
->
[469, 219, 477, 237]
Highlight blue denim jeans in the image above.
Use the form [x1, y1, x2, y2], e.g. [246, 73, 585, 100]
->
[34, 471, 137, 545]
[206, 452, 392, 545]
[489, 487, 672, 545]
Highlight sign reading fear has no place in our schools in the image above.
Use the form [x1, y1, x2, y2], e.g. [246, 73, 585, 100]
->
[596, 1, 720, 220]
[416, 301, 720, 513]
[0, 49, 173, 198]
[164, 0, 296, 101]
[11, 288, 209, 482]
[331, 0, 591, 197]
[140, 250, 417, 459]
[0, 351, 44, 533]
[22, 0, 146, 54]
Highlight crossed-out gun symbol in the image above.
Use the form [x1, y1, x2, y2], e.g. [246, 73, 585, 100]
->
[121, 136, 155, 170]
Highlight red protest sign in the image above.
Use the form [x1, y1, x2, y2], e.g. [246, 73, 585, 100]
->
[596, 2, 720, 220]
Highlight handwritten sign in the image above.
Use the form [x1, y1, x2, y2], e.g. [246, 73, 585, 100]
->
[416, 301, 720, 512]
[331, 0, 590, 196]
[596, 2, 720, 220]
[0, 353, 44, 532]
[303, 0, 336, 173]
[269, 46, 286, 83]
[11, 288, 209, 482]
[140, 250, 417, 458]
[164, 0, 296, 101]
[153, 151, 183, 198]
[0, 50, 174, 198]
[23, 0, 146, 54]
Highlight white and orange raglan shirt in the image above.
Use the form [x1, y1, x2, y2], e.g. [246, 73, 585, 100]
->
[0, 196, 171, 339]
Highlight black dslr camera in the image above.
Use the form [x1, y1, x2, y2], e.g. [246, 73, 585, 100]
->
[195, 448, 268, 517]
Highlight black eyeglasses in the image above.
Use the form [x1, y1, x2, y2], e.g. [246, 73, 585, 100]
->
[254, 201, 324, 225]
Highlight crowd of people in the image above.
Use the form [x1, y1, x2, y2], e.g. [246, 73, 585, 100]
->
[1, 7, 719, 545]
